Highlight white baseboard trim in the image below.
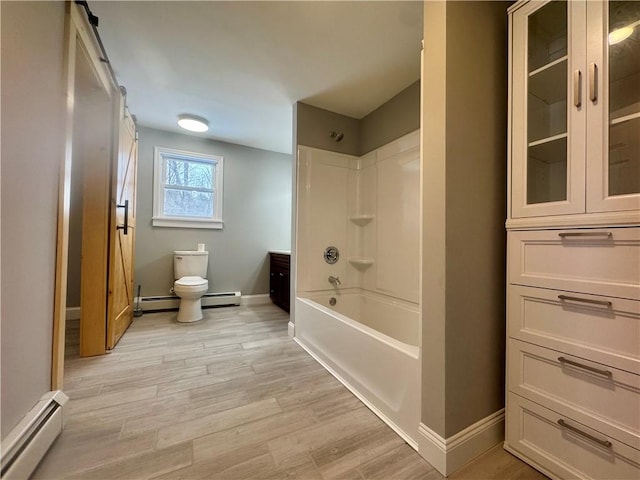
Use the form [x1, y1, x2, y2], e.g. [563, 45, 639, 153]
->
[138, 292, 241, 312]
[287, 321, 295, 338]
[240, 294, 271, 306]
[418, 409, 505, 476]
[65, 307, 81, 321]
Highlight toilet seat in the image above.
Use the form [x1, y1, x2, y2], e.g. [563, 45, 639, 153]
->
[175, 276, 207, 287]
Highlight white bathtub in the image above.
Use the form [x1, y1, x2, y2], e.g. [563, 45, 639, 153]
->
[294, 291, 421, 448]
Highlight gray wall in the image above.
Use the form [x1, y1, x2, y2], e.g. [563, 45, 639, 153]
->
[296, 82, 421, 157]
[135, 127, 292, 297]
[1, 1, 65, 438]
[421, 1, 507, 438]
[360, 80, 420, 155]
[295, 103, 360, 155]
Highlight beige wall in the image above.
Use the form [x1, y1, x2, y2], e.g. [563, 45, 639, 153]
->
[1, 1, 66, 438]
[295, 103, 360, 156]
[134, 127, 292, 297]
[421, 1, 508, 438]
[296, 81, 420, 159]
[360, 81, 420, 155]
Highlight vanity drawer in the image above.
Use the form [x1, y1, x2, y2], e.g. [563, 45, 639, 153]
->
[506, 393, 640, 480]
[508, 285, 640, 373]
[508, 228, 640, 300]
[508, 339, 640, 448]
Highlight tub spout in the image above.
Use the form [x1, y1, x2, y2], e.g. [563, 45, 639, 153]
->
[328, 276, 341, 286]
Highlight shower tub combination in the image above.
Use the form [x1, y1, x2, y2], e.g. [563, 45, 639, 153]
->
[294, 290, 421, 447]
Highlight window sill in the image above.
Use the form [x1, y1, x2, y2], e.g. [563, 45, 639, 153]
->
[152, 217, 224, 229]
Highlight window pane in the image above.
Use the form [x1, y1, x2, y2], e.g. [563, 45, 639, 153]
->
[164, 188, 214, 217]
[165, 157, 214, 189]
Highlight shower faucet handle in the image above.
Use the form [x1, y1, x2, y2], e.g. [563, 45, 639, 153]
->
[328, 276, 341, 286]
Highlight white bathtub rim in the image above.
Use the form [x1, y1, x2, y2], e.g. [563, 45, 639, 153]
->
[296, 296, 420, 359]
[294, 336, 419, 451]
[299, 287, 419, 311]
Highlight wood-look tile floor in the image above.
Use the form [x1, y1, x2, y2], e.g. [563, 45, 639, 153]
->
[34, 304, 548, 480]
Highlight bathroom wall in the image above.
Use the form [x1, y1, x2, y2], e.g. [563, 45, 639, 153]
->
[135, 127, 292, 297]
[295, 103, 360, 156]
[296, 81, 420, 158]
[420, 0, 508, 439]
[1, 1, 66, 438]
[359, 80, 420, 155]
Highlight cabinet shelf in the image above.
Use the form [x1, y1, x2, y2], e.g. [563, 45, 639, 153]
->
[349, 214, 374, 226]
[348, 258, 374, 268]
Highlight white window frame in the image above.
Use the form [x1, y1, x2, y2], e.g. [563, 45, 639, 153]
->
[153, 146, 224, 229]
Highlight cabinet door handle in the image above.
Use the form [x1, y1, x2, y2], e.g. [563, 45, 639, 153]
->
[558, 356, 613, 378]
[573, 69, 582, 107]
[558, 231, 612, 238]
[557, 419, 612, 448]
[589, 62, 598, 102]
[557, 294, 612, 307]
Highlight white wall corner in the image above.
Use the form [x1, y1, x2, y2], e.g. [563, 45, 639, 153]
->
[239, 294, 271, 306]
[288, 321, 295, 338]
[418, 409, 505, 476]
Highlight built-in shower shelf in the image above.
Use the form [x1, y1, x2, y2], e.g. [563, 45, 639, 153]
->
[349, 214, 374, 226]
[348, 257, 374, 268]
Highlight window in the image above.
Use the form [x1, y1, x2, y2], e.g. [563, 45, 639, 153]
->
[153, 147, 223, 229]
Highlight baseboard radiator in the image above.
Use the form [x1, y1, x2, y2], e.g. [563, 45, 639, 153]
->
[139, 291, 241, 311]
[0, 391, 69, 479]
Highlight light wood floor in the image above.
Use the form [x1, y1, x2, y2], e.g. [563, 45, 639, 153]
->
[34, 304, 548, 479]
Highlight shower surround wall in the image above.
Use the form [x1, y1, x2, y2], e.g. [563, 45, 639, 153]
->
[297, 130, 420, 304]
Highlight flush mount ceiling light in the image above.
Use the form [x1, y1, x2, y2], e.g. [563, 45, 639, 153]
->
[177, 114, 209, 133]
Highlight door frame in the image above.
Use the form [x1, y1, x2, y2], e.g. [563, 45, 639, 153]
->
[52, 2, 117, 389]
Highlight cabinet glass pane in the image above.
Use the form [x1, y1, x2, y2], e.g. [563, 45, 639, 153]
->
[609, 1, 640, 196]
[526, 1, 568, 205]
[528, 1, 567, 72]
[528, 60, 567, 142]
[527, 137, 567, 205]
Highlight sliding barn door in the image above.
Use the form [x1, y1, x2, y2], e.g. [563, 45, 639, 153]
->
[106, 96, 138, 350]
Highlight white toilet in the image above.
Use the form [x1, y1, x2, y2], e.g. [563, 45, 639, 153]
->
[173, 249, 209, 323]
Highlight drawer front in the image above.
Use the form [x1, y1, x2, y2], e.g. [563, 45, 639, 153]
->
[506, 393, 640, 480]
[508, 285, 640, 373]
[508, 339, 640, 448]
[508, 228, 640, 300]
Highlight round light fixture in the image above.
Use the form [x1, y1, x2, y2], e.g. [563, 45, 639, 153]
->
[177, 114, 209, 133]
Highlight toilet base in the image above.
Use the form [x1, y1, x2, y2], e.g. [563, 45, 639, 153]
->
[176, 297, 204, 323]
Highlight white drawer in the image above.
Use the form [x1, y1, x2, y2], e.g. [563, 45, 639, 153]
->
[508, 285, 640, 374]
[508, 339, 640, 448]
[508, 228, 640, 301]
[506, 393, 640, 480]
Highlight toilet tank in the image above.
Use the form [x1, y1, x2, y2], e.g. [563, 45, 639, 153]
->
[174, 251, 208, 279]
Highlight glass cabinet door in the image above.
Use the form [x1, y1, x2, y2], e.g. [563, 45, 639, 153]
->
[527, 0, 568, 205]
[587, 0, 640, 212]
[511, 0, 586, 218]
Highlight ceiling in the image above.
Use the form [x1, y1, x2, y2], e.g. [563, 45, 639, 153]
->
[90, 1, 423, 154]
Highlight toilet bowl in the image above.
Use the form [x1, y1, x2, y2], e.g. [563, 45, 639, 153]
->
[174, 249, 209, 323]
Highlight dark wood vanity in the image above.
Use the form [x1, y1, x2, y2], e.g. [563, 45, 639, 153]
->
[269, 251, 290, 313]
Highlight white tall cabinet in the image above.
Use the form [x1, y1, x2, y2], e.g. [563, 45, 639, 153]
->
[506, 1, 640, 478]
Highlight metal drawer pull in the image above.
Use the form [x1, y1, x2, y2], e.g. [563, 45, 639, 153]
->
[557, 295, 612, 307]
[589, 62, 598, 102]
[557, 419, 612, 448]
[558, 356, 612, 378]
[573, 69, 582, 107]
[558, 231, 612, 238]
